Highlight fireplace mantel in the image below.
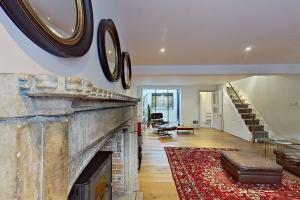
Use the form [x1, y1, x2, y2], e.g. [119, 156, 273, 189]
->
[0, 73, 138, 118]
[0, 74, 140, 200]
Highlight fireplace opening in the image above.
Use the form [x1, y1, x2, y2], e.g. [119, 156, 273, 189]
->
[68, 151, 113, 200]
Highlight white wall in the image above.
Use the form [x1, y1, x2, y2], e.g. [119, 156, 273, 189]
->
[231, 75, 300, 141]
[137, 85, 217, 126]
[0, 0, 131, 95]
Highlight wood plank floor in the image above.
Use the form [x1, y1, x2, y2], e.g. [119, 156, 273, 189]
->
[138, 128, 298, 200]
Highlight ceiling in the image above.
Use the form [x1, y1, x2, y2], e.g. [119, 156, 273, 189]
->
[133, 75, 249, 86]
[111, 0, 300, 65]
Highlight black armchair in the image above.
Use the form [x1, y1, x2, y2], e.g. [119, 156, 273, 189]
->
[150, 113, 168, 127]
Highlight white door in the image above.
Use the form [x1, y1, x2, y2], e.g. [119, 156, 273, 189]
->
[212, 90, 223, 131]
[199, 92, 213, 128]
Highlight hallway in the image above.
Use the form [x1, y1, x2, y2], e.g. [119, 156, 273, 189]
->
[139, 128, 272, 200]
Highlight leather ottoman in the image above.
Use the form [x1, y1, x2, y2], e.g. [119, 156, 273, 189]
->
[221, 151, 283, 184]
[274, 148, 300, 177]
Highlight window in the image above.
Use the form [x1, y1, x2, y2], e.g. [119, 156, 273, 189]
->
[152, 93, 174, 110]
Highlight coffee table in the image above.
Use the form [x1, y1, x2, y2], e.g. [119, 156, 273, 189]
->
[154, 126, 177, 137]
[263, 138, 300, 157]
[177, 126, 194, 134]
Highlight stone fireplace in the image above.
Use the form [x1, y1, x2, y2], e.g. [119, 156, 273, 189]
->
[0, 74, 141, 200]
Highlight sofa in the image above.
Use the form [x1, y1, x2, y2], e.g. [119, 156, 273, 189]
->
[274, 147, 300, 177]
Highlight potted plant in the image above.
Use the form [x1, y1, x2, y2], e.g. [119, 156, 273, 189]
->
[146, 104, 152, 127]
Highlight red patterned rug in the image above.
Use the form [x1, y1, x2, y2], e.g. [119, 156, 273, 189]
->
[165, 147, 300, 200]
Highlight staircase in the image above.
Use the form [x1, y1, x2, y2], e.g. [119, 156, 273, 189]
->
[226, 84, 269, 142]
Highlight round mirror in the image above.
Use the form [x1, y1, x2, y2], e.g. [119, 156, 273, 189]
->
[105, 31, 117, 74]
[0, 0, 93, 57]
[121, 52, 132, 89]
[124, 60, 130, 83]
[98, 19, 122, 82]
[25, 0, 78, 39]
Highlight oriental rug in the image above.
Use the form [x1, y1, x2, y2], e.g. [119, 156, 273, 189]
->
[164, 147, 300, 200]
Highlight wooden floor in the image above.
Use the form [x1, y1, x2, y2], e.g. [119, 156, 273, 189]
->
[138, 127, 298, 200]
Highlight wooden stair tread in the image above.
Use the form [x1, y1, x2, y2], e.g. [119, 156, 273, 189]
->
[241, 113, 256, 115]
[252, 131, 268, 133]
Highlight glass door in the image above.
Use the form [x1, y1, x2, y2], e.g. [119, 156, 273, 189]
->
[142, 88, 180, 125]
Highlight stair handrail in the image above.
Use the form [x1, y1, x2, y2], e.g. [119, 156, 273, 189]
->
[228, 82, 244, 106]
[228, 82, 256, 142]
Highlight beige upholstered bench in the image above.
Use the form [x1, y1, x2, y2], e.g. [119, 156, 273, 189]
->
[221, 151, 283, 184]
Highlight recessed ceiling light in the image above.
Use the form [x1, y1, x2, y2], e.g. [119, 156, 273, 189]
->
[108, 50, 112, 54]
[245, 46, 252, 52]
[160, 48, 166, 53]
[47, 17, 51, 20]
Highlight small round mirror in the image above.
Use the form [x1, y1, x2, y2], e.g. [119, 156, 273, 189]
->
[98, 19, 122, 82]
[124, 59, 130, 83]
[121, 52, 132, 89]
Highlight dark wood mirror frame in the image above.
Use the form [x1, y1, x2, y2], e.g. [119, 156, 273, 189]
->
[97, 19, 122, 82]
[121, 52, 132, 89]
[0, 0, 94, 57]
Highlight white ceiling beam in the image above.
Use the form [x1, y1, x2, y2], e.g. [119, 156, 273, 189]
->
[133, 64, 300, 75]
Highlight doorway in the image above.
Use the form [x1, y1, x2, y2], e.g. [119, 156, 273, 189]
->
[211, 90, 224, 131]
[199, 92, 213, 127]
[142, 89, 181, 125]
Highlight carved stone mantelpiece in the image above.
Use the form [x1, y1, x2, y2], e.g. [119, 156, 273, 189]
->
[0, 74, 140, 200]
[0, 74, 138, 119]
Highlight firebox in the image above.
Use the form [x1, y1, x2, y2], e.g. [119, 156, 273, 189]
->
[68, 151, 113, 200]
